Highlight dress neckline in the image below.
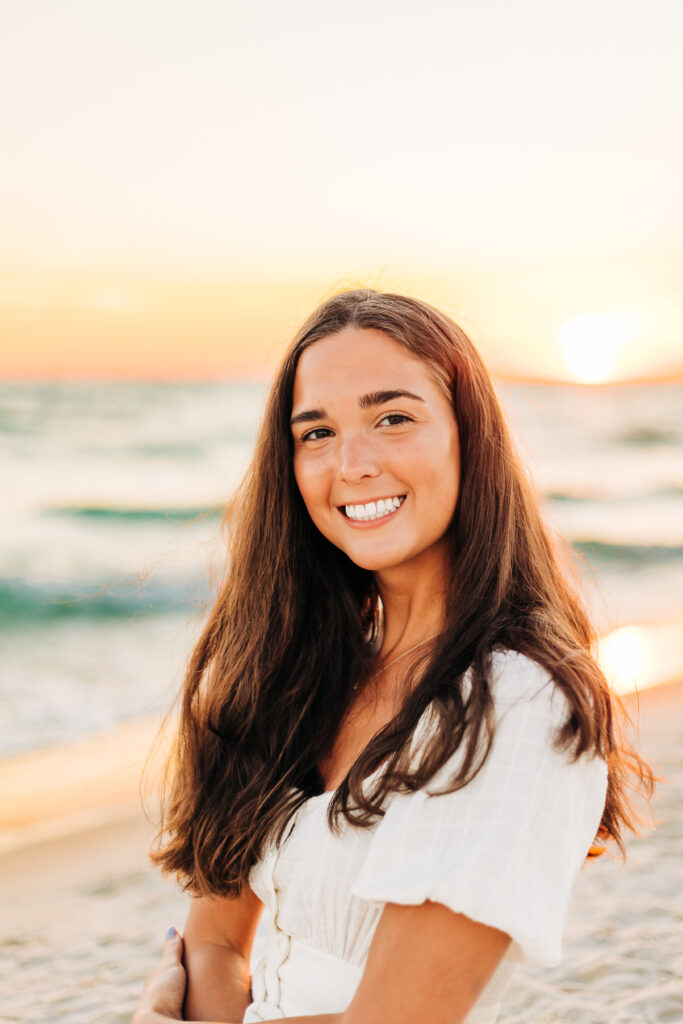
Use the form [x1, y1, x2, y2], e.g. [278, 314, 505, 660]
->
[311, 700, 438, 799]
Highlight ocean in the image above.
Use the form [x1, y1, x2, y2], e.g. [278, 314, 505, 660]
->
[1, 378, 682, 759]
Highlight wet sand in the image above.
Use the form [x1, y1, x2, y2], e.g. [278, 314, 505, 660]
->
[0, 681, 681, 1023]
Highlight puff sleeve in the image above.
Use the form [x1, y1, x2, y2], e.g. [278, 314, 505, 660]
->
[351, 652, 608, 966]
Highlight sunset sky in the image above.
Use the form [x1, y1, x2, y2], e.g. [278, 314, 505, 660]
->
[1, 0, 681, 381]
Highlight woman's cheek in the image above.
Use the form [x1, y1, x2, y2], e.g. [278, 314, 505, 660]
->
[295, 460, 328, 525]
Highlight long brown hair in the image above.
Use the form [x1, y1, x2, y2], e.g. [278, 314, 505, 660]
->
[152, 288, 655, 895]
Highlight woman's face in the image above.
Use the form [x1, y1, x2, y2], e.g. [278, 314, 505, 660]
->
[291, 327, 460, 575]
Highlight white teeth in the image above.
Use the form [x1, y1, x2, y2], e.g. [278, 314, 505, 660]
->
[343, 496, 405, 521]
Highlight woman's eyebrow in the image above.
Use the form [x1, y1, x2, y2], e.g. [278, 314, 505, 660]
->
[358, 389, 425, 409]
[290, 407, 326, 427]
[290, 389, 425, 428]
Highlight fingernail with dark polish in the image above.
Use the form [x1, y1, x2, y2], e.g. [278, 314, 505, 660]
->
[166, 925, 178, 939]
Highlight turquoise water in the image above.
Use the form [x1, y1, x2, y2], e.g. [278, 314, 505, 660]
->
[1, 379, 682, 757]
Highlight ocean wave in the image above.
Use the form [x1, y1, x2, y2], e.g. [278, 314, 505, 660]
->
[572, 540, 683, 566]
[45, 505, 223, 524]
[3, 538, 682, 623]
[547, 490, 589, 503]
[547, 486, 683, 503]
[612, 425, 681, 447]
[0, 577, 211, 621]
[124, 442, 207, 458]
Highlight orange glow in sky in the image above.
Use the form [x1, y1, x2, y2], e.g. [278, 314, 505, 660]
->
[1, 2, 681, 381]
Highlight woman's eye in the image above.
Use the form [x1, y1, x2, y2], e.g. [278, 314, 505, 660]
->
[301, 426, 333, 442]
[378, 413, 412, 427]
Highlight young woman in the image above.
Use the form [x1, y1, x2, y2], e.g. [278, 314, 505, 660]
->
[134, 289, 653, 1024]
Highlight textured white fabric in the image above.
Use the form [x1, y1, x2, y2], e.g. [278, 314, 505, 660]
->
[244, 651, 608, 1022]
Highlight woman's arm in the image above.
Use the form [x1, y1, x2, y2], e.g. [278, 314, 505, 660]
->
[181, 888, 264, 1022]
[133, 928, 341, 1024]
[132, 887, 265, 1023]
[342, 899, 511, 1024]
[135, 899, 509, 1024]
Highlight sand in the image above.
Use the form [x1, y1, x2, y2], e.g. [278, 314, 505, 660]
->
[0, 682, 681, 1024]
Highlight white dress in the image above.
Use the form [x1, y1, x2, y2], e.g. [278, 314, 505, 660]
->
[244, 651, 608, 1023]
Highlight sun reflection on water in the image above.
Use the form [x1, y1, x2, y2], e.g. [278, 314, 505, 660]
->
[597, 622, 683, 695]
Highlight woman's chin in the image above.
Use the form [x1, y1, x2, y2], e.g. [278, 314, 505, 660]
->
[342, 544, 414, 574]
[339, 533, 450, 577]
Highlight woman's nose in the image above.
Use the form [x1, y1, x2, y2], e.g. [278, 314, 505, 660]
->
[337, 432, 381, 481]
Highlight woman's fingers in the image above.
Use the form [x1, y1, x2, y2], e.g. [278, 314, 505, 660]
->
[133, 928, 188, 1023]
[163, 926, 183, 963]
[154, 929, 187, 1017]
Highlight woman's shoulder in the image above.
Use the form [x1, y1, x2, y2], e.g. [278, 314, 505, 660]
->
[489, 647, 553, 695]
[354, 649, 608, 969]
[406, 648, 607, 824]
[488, 648, 562, 716]
[420, 648, 566, 733]
[410, 648, 583, 780]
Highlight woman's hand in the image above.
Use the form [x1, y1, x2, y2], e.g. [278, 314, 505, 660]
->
[133, 928, 188, 1024]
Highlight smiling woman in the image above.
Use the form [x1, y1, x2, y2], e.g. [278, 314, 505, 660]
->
[135, 289, 654, 1024]
[291, 329, 460, 575]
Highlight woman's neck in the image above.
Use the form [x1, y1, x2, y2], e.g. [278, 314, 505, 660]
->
[374, 546, 450, 657]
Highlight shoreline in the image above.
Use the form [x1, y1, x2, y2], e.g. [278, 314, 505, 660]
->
[0, 712, 170, 857]
[1, 675, 679, 872]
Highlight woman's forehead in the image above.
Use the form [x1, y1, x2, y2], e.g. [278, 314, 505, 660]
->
[292, 327, 447, 406]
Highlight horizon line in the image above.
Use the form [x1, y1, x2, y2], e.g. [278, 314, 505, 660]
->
[2, 370, 682, 387]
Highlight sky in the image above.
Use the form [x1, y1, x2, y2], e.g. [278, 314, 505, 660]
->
[1, 0, 682, 381]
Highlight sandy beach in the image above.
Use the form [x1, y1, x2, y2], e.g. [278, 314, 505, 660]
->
[0, 680, 680, 1024]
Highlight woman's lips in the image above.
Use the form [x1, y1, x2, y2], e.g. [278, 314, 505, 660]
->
[338, 495, 406, 525]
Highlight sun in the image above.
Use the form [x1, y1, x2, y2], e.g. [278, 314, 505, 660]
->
[557, 311, 640, 384]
